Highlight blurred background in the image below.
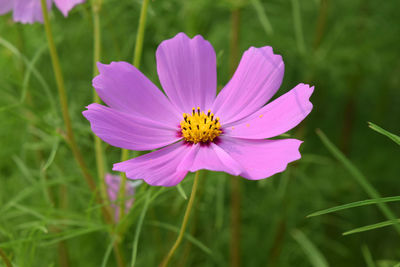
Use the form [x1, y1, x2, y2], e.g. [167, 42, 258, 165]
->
[0, 0, 399, 266]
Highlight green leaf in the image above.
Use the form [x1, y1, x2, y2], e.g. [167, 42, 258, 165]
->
[343, 219, 400, 236]
[291, 229, 329, 267]
[308, 196, 400, 217]
[251, 0, 274, 36]
[101, 235, 118, 267]
[361, 245, 376, 267]
[316, 129, 400, 236]
[0, 37, 56, 112]
[291, 0, 306, 54]
[176, 184, 188, 200]
[368, 122, 400, 146]
[130, 189, 152, 267]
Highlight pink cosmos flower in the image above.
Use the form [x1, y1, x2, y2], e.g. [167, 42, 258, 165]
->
[83, 33, 314, 187]
[0, 0, 84, 24]
[105, 173, 140, 222]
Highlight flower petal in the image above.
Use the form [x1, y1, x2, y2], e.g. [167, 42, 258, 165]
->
[212, 46, 284, 124]
[0, 0, 13, 15]
[105, 173, 136, 222]
[93, 61, 181, 128]
[53, 0, 85, 17]
[156, 33, 217, 113]
[177, 142, 242, 176]
[83, 103, 181, 151]
[218, 136, 302, 180]
[105, 174, 119, 201]
[113, 141, 191, 187]
[224, 84, 314, 139]
[13, 0, 51, 24]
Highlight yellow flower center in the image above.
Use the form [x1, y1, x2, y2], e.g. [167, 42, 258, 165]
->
[180, 107, 222, 144]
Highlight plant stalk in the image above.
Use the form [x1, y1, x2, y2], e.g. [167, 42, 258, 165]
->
[229, 8, 241, 267]
[161, 171, 201, 267]
[118, 0, 150, 220]
[40, 2, 125, 265]
[90, 1, 126, 266]
[91, 0, 108, 205]
[40, 0, 98, 198]
[0, 248, 12, 267]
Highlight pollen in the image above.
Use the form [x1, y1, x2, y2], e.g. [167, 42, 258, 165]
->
[180, 107, 222, 144]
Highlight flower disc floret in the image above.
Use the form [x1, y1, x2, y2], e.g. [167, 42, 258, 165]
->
[180, 107, 221, 144]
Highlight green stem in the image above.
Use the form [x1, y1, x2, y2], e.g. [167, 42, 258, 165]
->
[40, 0, 120, 253]
[312, 0, 328, 50]
[118, 0, 150, 220]
[130, 187, 152, 267]
[90, 1, 125, 267]
[229, 8, 241, 267]
[291, 0, 306, 54]
[132, 0, 150, 68]
[118, 150, 129, 220]
[91, 0, 125, 267]
[0, 248, 12, 267]
[40, 0, 97, 195]
[161, 171, 201, 267]
[91, 0, 108, 214]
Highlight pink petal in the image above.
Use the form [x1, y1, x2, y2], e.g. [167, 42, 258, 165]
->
[83, 103, 181, 151]
[217, 136, 302, 180]
[0, 0, 13, 15]
[177, 142, 242, 176]
[53, 0, 85, 17]
[13, 0, 52, 24]
[105, 173, 137, 222]
[113, 141, 191, 187]
[212, 46, 284, 124]
[156, 33, 217, 113]
[105, 174, 120, 202]
[93, 62, 181, 128]
[224, 84, 314, 139]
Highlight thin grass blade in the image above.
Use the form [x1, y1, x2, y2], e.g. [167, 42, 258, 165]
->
[316, 129, 400, 236]
[361, 245, 376, 267]
[176, 184, 188, 200]
[308, 196, 400, 217]
[291, 229, 329, 267]
[368, 122, 400, 145]
[251, 0, 274, 36]
[343, 219, 400, 236]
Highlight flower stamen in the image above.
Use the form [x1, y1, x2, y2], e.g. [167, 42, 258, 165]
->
[180, 108, 221, 144]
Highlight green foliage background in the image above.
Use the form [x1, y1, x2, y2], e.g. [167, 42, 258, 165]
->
[0, 0, 399, 266]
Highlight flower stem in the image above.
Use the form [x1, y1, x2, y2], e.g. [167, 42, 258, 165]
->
[90, 1, 125, 266]
[40, 0, 117, 240]
[230, 176, 241, 267]
[91, 0, 108, 213]
[291, 0, 306, 54]
[132, 0, 150, 67]
[40, 0, 98, 195]
[0, 248, 12, 267]
[118, 0, 150, 220]
[161, 171, 201, 267]
[229, 8, 241, 267]
[312, 0, 328, 50]
[130, 187, 152, 267]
